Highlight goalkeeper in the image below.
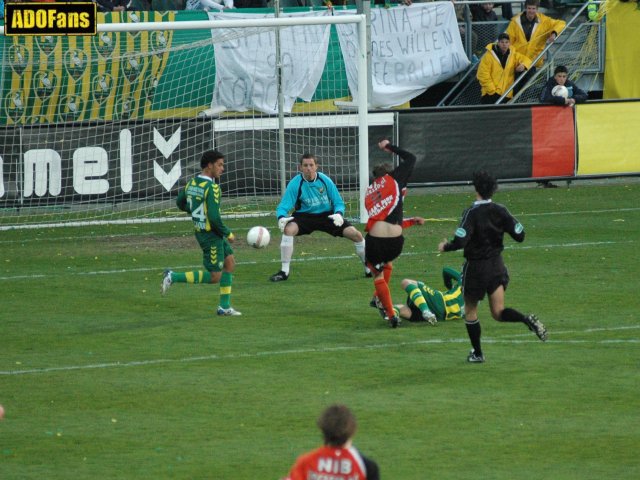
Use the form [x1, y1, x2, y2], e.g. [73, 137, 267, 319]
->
[396, 267, 465, 324]
[270, 153, 369, 282]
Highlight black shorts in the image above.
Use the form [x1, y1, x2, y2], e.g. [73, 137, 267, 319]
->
[292, 212, 353, 237]
[461, 256, 510, 302]
[365, 234, 404, 271]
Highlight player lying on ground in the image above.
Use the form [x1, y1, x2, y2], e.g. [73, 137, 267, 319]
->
[395, 266, 465, 324]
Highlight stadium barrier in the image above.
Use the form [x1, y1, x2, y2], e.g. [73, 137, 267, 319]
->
[400, 99, 640, 186]
[2, 99, 638, 214]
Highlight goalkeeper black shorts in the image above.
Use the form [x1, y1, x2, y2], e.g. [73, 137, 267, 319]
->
[292, 212, 353, 237]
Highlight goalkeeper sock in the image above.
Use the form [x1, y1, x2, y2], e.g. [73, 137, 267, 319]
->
[405, 284, 429, 314]
[280, 235, 294, 275]
[499, 307, 526, 322]
[374, 277, 395, 319]
[219, 271, 233, 309]
[172, 271, 211, 284]
[354, 240, 366, 264]
[465, 319, 482, 356]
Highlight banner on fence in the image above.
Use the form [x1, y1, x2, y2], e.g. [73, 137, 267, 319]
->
[1, 11, 176, 125]
[208, 4, 468, 113]
[603, 1, 640, 99]
[337, 3, 469, 108]
[208, 11, 332, 114]
[576, 102, 640, 175]
[0, 121, 205, 203]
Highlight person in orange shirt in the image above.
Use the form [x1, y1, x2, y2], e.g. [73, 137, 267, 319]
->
[283, 404, 380, 480]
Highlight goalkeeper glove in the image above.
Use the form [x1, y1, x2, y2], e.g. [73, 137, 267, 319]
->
[278, 216, 294, 233]
[328, 213, 344, 227]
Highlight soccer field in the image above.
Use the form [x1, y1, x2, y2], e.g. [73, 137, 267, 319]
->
[1, 181, 639, 479]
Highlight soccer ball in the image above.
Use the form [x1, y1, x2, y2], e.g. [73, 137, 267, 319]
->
[247, 226, 270, 249]
[551, 85, 569, 99]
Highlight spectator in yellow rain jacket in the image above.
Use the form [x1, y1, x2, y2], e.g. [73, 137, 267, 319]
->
[505, 0, 565, 69]
[476, 33, 532, 104]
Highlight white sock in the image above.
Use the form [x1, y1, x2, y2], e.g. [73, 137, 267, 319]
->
[354, 239, 366, 266]
[280, 235, 294, 275]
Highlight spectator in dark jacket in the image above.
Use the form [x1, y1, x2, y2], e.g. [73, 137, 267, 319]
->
[471, 3, 499, 23]
[471, 3, 499, 54]
[539, 65, 588, 107]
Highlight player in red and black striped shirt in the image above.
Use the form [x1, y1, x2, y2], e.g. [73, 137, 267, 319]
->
[365, 139, 423, 328]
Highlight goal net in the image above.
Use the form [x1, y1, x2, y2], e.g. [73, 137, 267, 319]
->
[0, 10, 382, 230]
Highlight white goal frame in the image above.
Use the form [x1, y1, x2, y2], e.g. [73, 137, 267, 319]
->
[0, 14, 370, 227]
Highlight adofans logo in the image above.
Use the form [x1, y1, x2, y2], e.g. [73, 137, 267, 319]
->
[4, 2, 96, 36]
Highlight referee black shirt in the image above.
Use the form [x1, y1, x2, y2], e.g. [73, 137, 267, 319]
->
[443, 199, 525, 260]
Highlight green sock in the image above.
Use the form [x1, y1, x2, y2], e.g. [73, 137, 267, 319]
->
[172, 271, 211, 284]
[405, 284, 429, 314]
[219, 271, 232, 308]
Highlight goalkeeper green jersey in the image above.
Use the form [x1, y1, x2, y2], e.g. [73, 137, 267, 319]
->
[177, 175, 230, 238]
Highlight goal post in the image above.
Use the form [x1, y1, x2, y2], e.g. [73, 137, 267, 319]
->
[0, 12, 375, 230]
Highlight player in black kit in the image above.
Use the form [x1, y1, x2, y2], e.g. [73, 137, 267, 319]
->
[438, 170, 547, 363]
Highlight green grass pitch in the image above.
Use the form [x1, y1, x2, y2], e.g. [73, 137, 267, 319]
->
[1, 181, 638, 479]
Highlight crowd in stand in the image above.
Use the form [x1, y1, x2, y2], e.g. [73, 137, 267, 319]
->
[97, 0, 586, 106]
[1, 0, 581, 106]
[90, 0, 265, 10]
[0, 0, 266, 11]
[89, 0, 521, 12]
[477, 0, 567, 102]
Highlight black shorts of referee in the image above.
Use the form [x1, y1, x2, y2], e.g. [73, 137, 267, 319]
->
[462, 255, 510, 303]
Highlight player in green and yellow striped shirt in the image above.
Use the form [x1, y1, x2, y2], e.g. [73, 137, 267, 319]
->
[161, 150, 241, 316]
[396, 267, 465, 324]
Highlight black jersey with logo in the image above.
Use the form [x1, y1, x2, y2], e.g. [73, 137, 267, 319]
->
[444, 199, 525, 260]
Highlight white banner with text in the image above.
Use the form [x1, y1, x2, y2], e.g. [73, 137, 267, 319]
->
[336, 3, 469, 108]
[208, 11, 332, 114]
[208, 4, 468, 112]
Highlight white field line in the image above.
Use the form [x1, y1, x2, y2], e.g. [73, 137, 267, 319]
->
[1, 325, 638, 376]
[1, 206, 639, 246]
[0, 239, 634, 282]
[517, 207, 640, 217]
